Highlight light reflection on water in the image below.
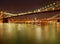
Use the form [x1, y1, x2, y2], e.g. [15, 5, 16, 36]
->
[0, 22, 60, 44]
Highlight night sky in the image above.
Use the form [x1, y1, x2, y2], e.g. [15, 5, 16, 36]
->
[0, 0, 59, 13]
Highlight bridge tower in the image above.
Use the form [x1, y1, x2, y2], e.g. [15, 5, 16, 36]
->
[2, 11, 8, 23]
[0, 11, 3, 23]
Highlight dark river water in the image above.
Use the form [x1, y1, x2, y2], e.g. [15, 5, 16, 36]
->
[0, 22, 60, 44]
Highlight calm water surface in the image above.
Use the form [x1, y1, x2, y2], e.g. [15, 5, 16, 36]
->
[0, 22, 60, 44]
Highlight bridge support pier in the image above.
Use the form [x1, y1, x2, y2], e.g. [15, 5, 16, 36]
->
[57, 19, 60, 22]
[3, 18, 8, 23]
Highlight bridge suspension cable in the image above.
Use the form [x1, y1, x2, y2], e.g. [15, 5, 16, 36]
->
[3, 1, 60, 18]
[47, 14, 60, 20]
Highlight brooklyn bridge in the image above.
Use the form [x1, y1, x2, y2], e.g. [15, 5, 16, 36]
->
[0, 1, 60, 24]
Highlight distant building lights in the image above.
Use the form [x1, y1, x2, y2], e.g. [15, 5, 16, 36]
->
[53, 3, 56, 5]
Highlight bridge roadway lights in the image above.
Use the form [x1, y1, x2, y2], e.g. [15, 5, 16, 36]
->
[3, 18, 8, 23]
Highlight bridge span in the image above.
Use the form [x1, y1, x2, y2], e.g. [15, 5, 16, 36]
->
[0, 1, 60, 23]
